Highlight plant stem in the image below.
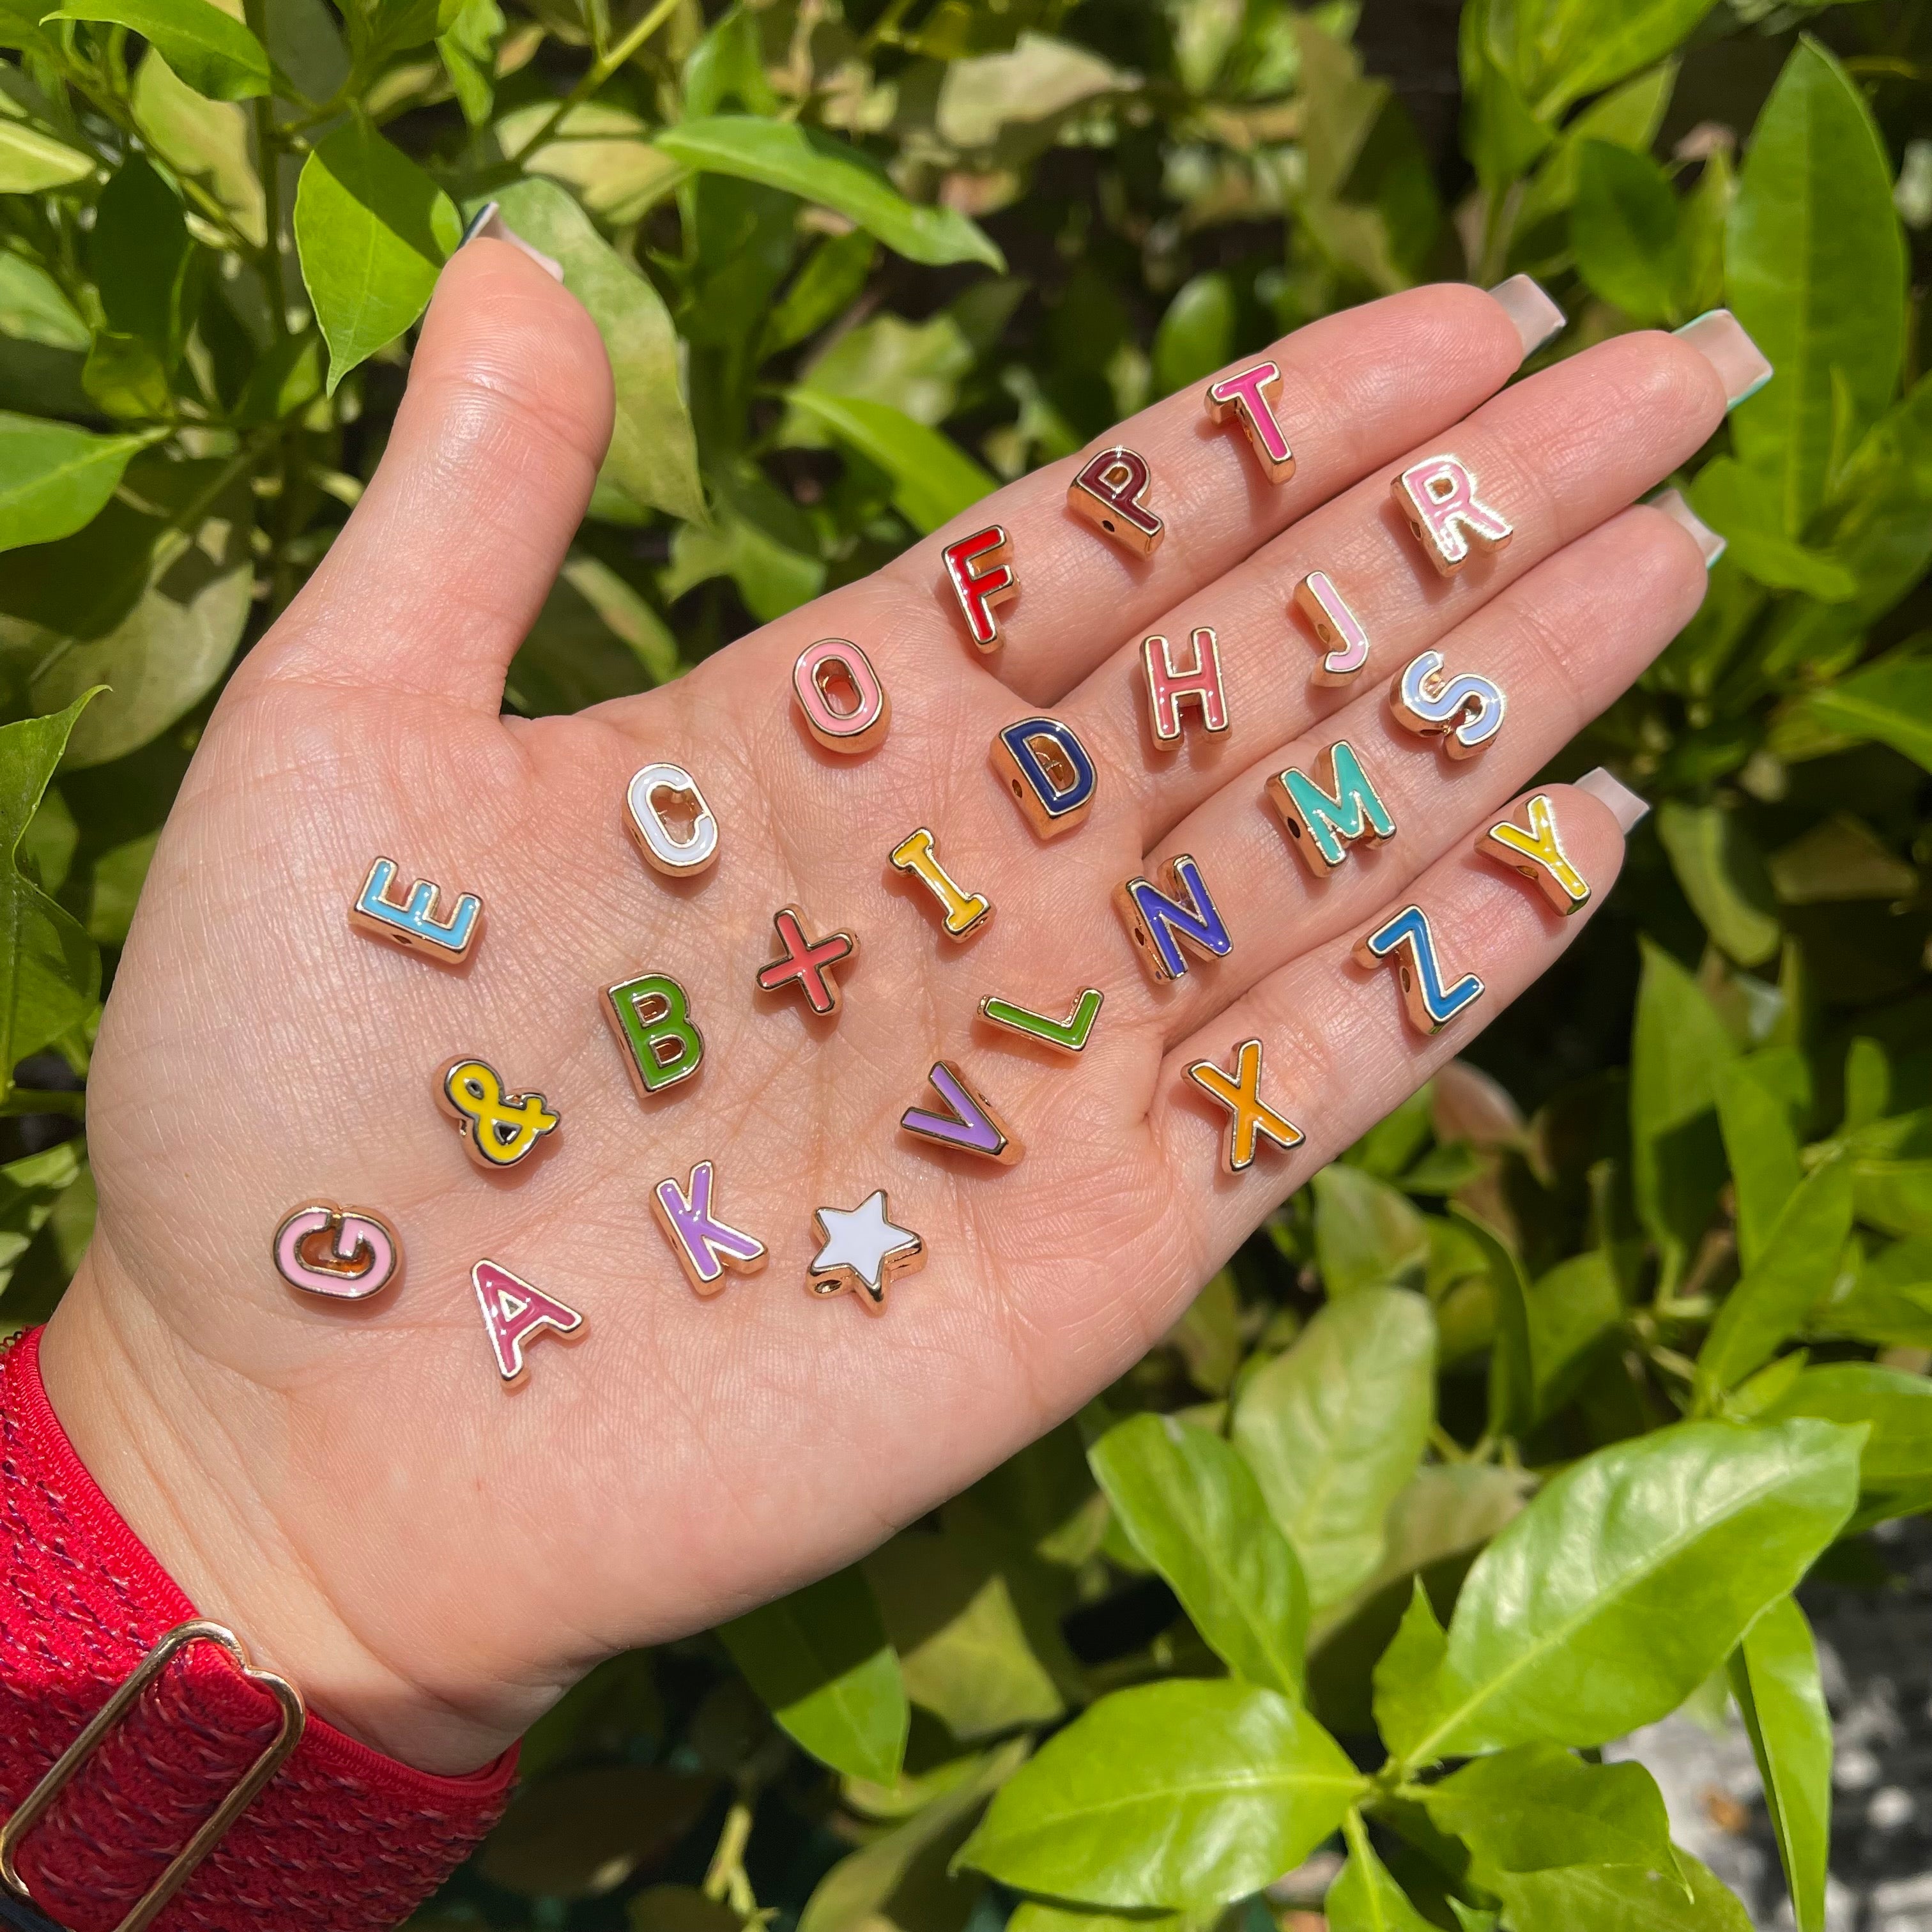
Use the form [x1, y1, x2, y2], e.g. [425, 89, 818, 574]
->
[245, 0, 289, 337]
[702, 1798, 758, 1919]
[510, 0, 683, 166]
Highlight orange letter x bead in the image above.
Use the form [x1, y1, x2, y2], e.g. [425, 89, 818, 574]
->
[1184, 1039, 1305, 1174]
[756, 907, 857, 1017]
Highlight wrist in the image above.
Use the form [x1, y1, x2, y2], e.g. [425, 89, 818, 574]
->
[38, 1248, 537, 1777]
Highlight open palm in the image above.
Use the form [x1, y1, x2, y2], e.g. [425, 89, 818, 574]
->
[40, 240, 1733, 1774]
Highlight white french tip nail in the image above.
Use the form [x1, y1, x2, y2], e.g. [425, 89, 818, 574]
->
[1486, 274, 1566, 357]
[1673, 309, 1774, 411]
[1646, 487, 1726, 569]
[1575, 767, 1650, 833]
[460, 201, 564, 282]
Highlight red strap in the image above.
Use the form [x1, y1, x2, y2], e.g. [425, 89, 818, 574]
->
[0, 1329, 516, 1931]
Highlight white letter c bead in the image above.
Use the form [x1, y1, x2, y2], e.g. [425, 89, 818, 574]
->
[625, 763, 719, 876]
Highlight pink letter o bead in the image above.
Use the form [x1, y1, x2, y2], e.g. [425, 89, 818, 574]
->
[793, 640, 890, 755]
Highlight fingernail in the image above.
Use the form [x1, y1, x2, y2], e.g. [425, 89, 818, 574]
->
[1486, 274, 1565, 357]
[1646, 487, 1726, 569]
[1576, 767, 1650, 833]
[460, 201, 564, 282]
[1673, 309, 1773, 411]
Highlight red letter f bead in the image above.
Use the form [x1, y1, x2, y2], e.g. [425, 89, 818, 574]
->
[942, 525, 1016, 649]
[756, 906, 857, 1017]
[1205, 361, 1294, 483]
[1142, 629, 1230, 746]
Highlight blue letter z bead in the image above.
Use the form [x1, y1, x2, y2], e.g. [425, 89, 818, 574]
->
[992, 717, 1097, 838]
[1355, 903, 1483, 1034]
[1114, 854, 1232, 983]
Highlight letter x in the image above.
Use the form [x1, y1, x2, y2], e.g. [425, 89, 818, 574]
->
[1185, 1039, 1304, 1174]
[756, 907, 857, 1016]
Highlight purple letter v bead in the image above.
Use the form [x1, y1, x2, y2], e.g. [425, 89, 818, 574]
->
[900, 1061, 1023, 1165]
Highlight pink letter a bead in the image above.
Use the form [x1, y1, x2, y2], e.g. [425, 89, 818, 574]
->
[473, 1259, 584, 1384]
[652, 1161, 768, 1295]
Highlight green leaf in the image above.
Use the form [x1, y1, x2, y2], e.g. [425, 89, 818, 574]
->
[0, 117, 92, 190]
[91, 157, 190, 359]
[1524, 1249, 1625, 1422]
[760, 231, 878, 362]
[797, 311, 974, 427]
[1795, 650, 1932, 775]
[1371, 1579, 1448, 1763]
[1151, 272, 1235, 399]
[1313, 1163, 1429, 1297]
[1728, 1596, 1830, 1932]
[0, 256, 89, 351]
[1231, 1287, 1435, 1609]
[656, 118, 1004, 270]
[489, 179, 705, 527]
[1088, 1412, 1309, 1700]
[132, 45, 264, 246]
[1654, 801, 1782, 967]
[1697, 1156, 1853, 1395]
[719, 1565, 908, 1785]
[1759, 1361, 1932, 1487]
[295, 119, 461, 394]
[954, 1680, 1365, 1910]
[0, 694, 100, 1088]
[0, 415, 152, 553]
[48, 0, 269, 98]
[1687, 457, 1858, 601]
[493, 104, 685, 227]
[1572, 140, 1680, 325]
[1515, 63, 1676, 236]
[1006, 1907, 1177, 1932]
[1716, 1053, 1805, 1271]
[1629, 939, 1738, 1293]
[783, 390, 993, 535]
[1486, 0, 1717, 117]
[1328, 1811, 1436, 1932]
[1727, 38, 1908, 533]
[1406, 1419, 1861, 1763]
[800, 1740, 1027, 1932]
[682, 6, 778, 118]
[1452, 1208, 1534, 1440]
[1422, 1744, 1679, 1886]
[1492, 1853, 1751, 1931]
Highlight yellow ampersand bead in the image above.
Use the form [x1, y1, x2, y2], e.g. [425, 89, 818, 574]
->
[438, 1058, 561, 1170]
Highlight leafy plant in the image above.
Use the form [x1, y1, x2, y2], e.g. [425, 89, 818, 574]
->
[2, 0, 1930, 1925]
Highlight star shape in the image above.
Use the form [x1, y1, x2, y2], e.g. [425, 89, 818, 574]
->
[809, 1191, 926, 1312]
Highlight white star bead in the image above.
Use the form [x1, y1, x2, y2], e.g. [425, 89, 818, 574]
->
[809, 1191, 926, 1312]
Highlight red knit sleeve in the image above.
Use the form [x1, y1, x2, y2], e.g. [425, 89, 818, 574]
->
[0, 1328, 517, 1932]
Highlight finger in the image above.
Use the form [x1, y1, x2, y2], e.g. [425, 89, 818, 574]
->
[877, 281, 1552, 702]
[1120, 503, 1708, 1047]
[243, 233, 616, 711]
[1063, 317, 1756, 841]
[1149, 780, 1637, 1272]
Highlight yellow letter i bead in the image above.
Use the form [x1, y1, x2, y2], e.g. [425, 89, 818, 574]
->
[889, 827, 992, 939]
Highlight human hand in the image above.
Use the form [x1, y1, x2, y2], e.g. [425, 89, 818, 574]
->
[39, 237, 1757, 1774]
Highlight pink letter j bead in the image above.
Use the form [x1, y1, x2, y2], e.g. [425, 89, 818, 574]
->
[1392, 456, 1513, 575]
[942, 526, 1016, 649]
[1205, 362, 1294, 482]
[1293, 571, 1369, 682]
[652, 1161, 767, 1295]
[793, 638, 889, 753]
[1069, 447, 1163, 556]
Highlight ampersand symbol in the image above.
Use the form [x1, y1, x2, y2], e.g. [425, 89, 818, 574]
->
[439, 1058, 560, 1169]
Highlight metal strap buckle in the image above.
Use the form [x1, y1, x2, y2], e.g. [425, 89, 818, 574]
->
[0, 1620, 306, 1932]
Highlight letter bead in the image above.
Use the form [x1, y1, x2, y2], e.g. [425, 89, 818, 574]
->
[809, 1190, 926, 1313]
[793, 639, 889, 753]
[1116, 854, 1232, 983]
[472, 1259, 583, 1384]
[979, 987, 1103, 1056]
[1070, 447, 1164, 557]
[350, 856, 481, 963]
[1143, 629, 1230, 747]
[756, 907, 856, 1016]
[652, 1161, 767, 1295]
[1293, 571, 1369, 682]
[889, 827, 991, 939]
[625, 763, 719, 876]
[438, 1058, 560, 1169]
[901, 1061, 1022, 1165]
[942, 525, 1017, 650]
[1205, 361, 1294, 483]
[1185, 1039, 1305, 1174]
[1480, 793, 1591, 914]
[991, 717, 1096, 838]
[1266, 740, 1395, 875]
[604, 972, 705, 1098]
[1392, 456, 1514, 575]
[1355, 903, 1485, 1035]
[273, 1202, 400, 1301]
[1392, 650, 1505, 758]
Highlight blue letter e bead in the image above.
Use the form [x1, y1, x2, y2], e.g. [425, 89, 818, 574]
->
[993, 717, 1097, 838]
[1356, 903, 1484, 1035]
[1116, 855, 1232, 983]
